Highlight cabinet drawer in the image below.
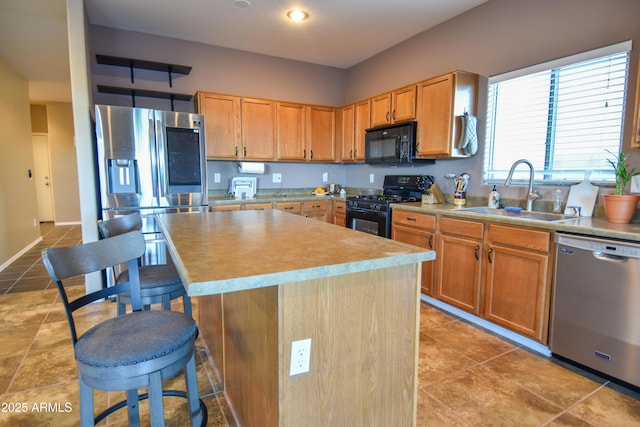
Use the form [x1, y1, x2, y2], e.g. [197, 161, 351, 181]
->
[275, 202, 302, 214]
[244, 203, 273, 211]
[304, 200, 328, 212]
[392, 211, 435, 230]
[210, 204, 242, 212]
[333, 201, 346, 213]
[488, 224, 550, 253]
[439, 216, 483, 240]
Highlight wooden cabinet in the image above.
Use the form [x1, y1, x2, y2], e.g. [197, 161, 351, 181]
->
[240, 97, 276, 160]
[338, 104, 355, 161]
[196, 92, 240, 159]
[370, 85, 417, 127]
[354, 99, 370, 161]
[333, 200, 346, 226]
[416, 71, 478, 158]
[275, 201, 302, 215]
[303, 200, 328, 221]
[244, 203, 273, 211]
[391, 211, 436, 296]
[306, 105, 335, 161]
[435, 217, 484, 314]
[276, 102, 306, 160]
[483, 224, 552, 342]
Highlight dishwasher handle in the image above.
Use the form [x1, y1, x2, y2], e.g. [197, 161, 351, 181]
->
[593, 251, 628, 263]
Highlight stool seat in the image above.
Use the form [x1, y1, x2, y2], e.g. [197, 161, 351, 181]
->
[118, 265, 184, 298]
[76, 311, 195, 369]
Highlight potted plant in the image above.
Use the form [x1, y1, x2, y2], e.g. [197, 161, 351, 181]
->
[603, 149, 640, 223]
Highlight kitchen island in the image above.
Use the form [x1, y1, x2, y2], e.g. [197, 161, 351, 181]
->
[156, 210, 434, 426]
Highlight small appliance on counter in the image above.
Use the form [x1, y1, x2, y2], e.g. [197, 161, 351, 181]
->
[229, 177, 257, 199]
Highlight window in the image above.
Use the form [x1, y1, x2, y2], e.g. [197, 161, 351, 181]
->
[484, 41, 631, 184]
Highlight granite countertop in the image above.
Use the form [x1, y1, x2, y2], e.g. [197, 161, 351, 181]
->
[392, 202, 640, 242]
[156, 210, 434, 296]
[208, 194, 347, 205]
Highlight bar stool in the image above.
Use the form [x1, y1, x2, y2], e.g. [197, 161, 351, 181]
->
[41, 231, 206, 426]
[98, 212, 192, 317]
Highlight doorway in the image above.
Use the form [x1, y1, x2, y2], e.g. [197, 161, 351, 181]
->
[32, 133, 54, 222]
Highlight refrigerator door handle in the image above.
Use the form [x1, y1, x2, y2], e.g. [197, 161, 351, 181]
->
[155, 117, 167, 199]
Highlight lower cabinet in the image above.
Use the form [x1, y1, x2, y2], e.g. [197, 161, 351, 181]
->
[435, 217, 483, 314]
[391, 211, 436, 296]
[333, 200, 346, 226]
[304, 200, 328, 221]
[210, 204, 242, 212]
[275, 201, 302, 215]
[393, 209, 554, 344]
[483, 224, 552, 343]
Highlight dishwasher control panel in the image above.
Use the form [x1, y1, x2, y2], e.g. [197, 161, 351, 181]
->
[556, 233, 640, 258]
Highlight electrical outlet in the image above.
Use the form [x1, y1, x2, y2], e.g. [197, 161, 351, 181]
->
[369, 173, 375, 183]
[273, 173, 282, 183]
[322, 172, 328, 183]
[214, 173, 221, 183]
[289, 338, 311, 376]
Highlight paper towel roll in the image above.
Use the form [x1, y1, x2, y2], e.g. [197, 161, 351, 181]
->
[238, 162, 265, 174]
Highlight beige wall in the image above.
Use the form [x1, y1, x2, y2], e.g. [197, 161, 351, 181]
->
[0, 58, 40, 267]
[46, 102, 80, 224]
[30, 105, 48, 133]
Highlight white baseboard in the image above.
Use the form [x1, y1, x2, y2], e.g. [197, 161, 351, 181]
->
[54, 221, 81, 226]
[0, 236, 43, 272]
[420, 295, 551, 357]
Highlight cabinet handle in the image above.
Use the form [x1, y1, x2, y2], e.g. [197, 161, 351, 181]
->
[284, 206, 293, 210]
[392, 110, 396, 120]
[406, 217, 417, 221]
[475, 245, 480, 260]
[235, 146, 238, 157]
[312, 205, 321, 208]
[487, 248, 493, 263]
[350, 149, 353, 159]
[386, 112, 390, 122]
[428, 235, 433, 249]
[303, 149, 307, 159]
[310, 150, 313, 160]
[243, 147, 247, 157]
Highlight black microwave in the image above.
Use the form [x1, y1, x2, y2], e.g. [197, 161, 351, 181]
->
[365, 121, 424, 164]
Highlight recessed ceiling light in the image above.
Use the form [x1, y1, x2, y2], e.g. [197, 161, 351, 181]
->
[286, 9, 309, 22]
[234, 0, 250, 7]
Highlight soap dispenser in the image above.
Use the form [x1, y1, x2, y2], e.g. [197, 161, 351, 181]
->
[488, 185, 500, 208]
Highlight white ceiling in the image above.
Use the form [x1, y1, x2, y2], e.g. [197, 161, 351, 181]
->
[0, 0, 487, 102]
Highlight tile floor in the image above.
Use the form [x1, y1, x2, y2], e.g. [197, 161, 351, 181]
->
[0, 223, 639, 425]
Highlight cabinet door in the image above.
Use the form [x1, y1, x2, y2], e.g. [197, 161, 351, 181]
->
[371, 93, 392, 127]
[354, 99, 370, 161]
[197, 93, 240, 159]
[244, 203, 273, 211]
[392, 224, 435, 296]
[339, 104, 355, 161]
[483, 244, 550, 342]
[306, 106, 335, 161]
[392, 85, 417, 123]
[304, 200, 328, 221]
[416, 74, 453, 157]
[241, 98, 276, 160]
[333, 201, 346, 226]
[276, 102, 306, 161]
[436, 233, 483, 314]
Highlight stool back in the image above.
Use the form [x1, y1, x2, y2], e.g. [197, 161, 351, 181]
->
[98, 212, 143, 238]
[42, 231, 146, 344]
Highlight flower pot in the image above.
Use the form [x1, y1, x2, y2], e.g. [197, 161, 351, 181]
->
[603, 194, 640, 224]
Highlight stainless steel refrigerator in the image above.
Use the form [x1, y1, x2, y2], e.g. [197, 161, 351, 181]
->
[95, 104, 208, 279]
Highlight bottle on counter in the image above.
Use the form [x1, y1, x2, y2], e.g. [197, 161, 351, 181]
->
[553, 189, 562, 214]
[488, 185, 500, 208]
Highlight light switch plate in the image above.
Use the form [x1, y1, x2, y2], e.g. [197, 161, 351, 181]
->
[214, 173, 221, 183]
[631, 176, 640, 193]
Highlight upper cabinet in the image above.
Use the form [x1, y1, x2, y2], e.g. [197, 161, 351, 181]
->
[416, 71, 478, 158]
[240, 98, 276, 160]
[338, 99, 370, 162]
[276, 102, 306, 161]
[196, 92, 240, 159]
[306, 105, 335, 161]
[370, 84, 417, 127]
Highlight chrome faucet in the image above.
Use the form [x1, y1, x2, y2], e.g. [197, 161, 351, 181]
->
[504, 159, 542, 211]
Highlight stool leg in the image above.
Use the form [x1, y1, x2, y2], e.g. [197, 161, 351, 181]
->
[78, 376, 94, 427]
[126, 389, 140, 426]
[185, 352, 202, 427]
[148, 371, 165, 427]
[162, 294, 171, 311]
[183, 295, 193, 317]
[117, 299, 126, 316]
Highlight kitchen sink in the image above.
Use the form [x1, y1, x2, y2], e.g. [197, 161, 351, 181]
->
[458, 207, 579, 222]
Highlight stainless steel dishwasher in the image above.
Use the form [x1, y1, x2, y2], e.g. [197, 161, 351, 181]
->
[550, 233, 640, 388]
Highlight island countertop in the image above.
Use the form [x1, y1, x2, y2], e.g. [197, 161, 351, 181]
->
[156, 210, 435, 296]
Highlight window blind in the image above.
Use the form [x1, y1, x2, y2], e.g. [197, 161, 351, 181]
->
[484, 41, 631, 184]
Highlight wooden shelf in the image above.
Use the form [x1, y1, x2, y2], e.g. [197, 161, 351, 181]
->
[96, 54, 191, 87]
[97, 85, 192, 110]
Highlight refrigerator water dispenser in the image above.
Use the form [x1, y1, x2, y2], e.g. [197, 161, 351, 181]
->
[107, 159, 140, 194]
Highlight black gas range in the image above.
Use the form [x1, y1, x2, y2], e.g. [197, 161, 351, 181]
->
[346, 175, 433, 238]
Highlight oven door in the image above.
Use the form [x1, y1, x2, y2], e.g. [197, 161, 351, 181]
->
[346, 207, 389, 238]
